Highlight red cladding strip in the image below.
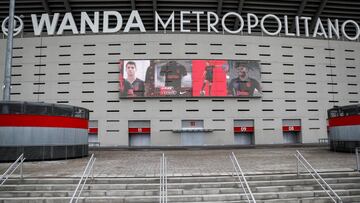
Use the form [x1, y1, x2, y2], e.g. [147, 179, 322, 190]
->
[0, 114, 88, 129]
[129, 128, 151, 134]
[234, 126, 254, 133]
[328, 115, 360, 127]
[282, 126, 301, 132]
[88, 128, 98, 134]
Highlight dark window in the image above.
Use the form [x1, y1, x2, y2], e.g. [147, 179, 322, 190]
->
[24, 104, 51, 115]
[0, 103, 22, 114]
[53, 106, 73, 117]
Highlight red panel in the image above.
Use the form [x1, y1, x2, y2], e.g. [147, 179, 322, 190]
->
[129, 128, 151, 134]
[234, 126, 254, 133]
[192, 60, 228, 96]
[282, 126, 301, 132]
[88, 128, 98, 134]
[0, 114, 88, 129]
[328, 115, 360, 127]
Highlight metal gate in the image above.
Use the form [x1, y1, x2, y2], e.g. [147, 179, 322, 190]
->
[282, 119, 302, 144]
[88, 120, 99, 145]
[128, 120, 151, 147]
[181, 120, 204, 146]
[234, 120, 254, 145]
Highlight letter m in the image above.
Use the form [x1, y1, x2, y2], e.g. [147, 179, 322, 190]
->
[155, 11, 174, 32]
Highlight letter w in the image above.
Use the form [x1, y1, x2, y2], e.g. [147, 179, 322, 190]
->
[31, 13, 59, 36]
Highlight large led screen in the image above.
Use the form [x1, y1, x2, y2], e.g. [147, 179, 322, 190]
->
[118, 60, 261, 98]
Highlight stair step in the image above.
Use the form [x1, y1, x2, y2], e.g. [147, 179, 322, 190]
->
[0, 189, 359, 202]
[4, 171, 359, 184]
[1, 171, 359, 202]
[1, 181, 359, 195]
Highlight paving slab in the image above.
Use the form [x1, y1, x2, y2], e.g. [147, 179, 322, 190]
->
[0, 146, 356, 177]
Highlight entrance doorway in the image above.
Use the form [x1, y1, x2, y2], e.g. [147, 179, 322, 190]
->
[128, 120, 151, 147]
[181, 120, 204, 146]
[234, 119, 255, 145]
[282, 119, 302, 144]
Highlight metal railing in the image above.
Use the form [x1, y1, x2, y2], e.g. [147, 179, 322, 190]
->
[159, 153, 168, 203]
[295, 150, 342, 203]
[229, 152, 256, 203]
[318, 138, 329, 144]
[69, 154, 96, 203]
[355, 147, 360, 172]
[0, 154, 25, 185]
[88, 142, 101, 147]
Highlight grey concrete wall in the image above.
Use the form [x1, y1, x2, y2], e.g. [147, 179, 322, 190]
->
[329, 125, 360, 141]
[234, 120, 254, 127]
[0, 33, 359, 146]
[282, 119, 301, 126]
[0, 127, 88, 146]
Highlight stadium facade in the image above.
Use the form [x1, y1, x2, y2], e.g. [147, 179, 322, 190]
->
[0, 0, 359, 147]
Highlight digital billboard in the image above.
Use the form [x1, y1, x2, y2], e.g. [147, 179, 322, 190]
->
[118, 60, 261, 98]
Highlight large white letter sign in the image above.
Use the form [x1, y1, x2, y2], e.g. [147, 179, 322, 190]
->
[180, 11, 191, 32]
[57, 12, 78, 35]
[261, 14, 281, 36]
[207, 12, 219, 33]
[247, 13, 258, 34]
[222, 12, 244, 34]
[80, 12, 99, 34]
[341, 20, 360, 41]
[31, 13, 59, 36]
[124, 10, 146, 32]
[313, 18, 328, 38]
[327, 18, 339, 39]
[103, 11, 122, 33]
[155, 11, 175, 32]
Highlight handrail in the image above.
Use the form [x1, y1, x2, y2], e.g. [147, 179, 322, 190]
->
[88, 142, 100, 147]
[318, 138, 329, 144]
[0, 153, 25, 185]
[355, 147, 360, 171]
[159, 153, 167, 203]
[69, 154, 96, 203]
[295, 150, 342, 203]
[229, 152, 256, 203]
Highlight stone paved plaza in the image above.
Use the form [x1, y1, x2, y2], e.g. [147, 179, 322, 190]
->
[0, 146, 357, 177]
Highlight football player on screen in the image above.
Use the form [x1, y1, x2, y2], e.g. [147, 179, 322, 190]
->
[228, 63, 261, 97]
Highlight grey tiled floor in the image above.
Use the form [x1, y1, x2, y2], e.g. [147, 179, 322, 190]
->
[0, 146, 356, 177]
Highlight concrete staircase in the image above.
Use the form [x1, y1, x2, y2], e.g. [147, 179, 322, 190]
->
[0, 171, 360, 203]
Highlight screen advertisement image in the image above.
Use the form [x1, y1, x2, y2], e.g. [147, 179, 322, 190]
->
[118, 59, 261, 98]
